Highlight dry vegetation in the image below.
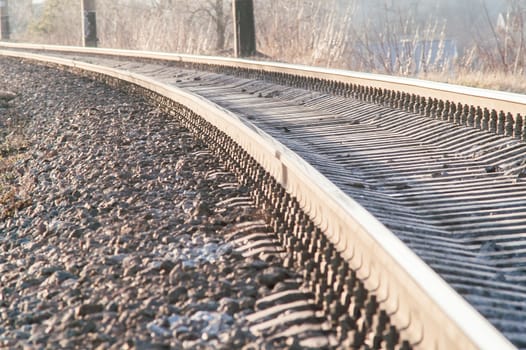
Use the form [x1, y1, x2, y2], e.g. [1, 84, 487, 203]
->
[423, 70, 526, 93]
[5, 0, 526, 93]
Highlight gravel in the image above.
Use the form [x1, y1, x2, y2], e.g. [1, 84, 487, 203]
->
[0, 57, 306, 349]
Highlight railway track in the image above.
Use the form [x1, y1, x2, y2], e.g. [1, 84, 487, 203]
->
[1, 43, 526, 349]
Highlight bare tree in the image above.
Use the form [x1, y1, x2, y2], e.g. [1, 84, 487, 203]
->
[254, 0, 354, 67]
[15, 0, 81, 45]
[94, 0, 232, 54]
[463, 0, 525, 74]
[6, 0, 32, 40]
[346, 1, 454, 76]
[188, 0, 230, 51]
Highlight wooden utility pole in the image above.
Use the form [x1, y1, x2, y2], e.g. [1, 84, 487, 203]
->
[233, 0, 256, 57]
[0, 0, 9, 40]
[81, 0, 97, 47]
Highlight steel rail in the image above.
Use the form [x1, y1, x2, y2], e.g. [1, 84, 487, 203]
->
[0, 47, 516, 350]
[1, 42, 525, 117]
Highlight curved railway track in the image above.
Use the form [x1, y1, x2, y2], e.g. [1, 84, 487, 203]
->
[2, 42, 526, 349]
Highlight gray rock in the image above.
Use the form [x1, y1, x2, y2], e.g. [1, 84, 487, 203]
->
[75, 304, 104, 317]
[167, 286, 187, 304]
[159, 260, 175, 273]
[44, 270, 77, 285]
[237, 297, 255, 310]
[16, 277, 43, 290]
[256, 267, 291, 288]
[185, 301, 219, 314]
[0, 90, 16, 101]
[147, 322, 171, 338]
[82, 320, 97, 333]
[0, 57, 319, 350]
[218, 297, 239, 315]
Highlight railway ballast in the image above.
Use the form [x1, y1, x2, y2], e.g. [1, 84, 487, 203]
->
[1, 43, 525, 349]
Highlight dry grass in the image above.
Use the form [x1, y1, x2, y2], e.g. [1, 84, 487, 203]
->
[9, 1, 526, 95]
[418, 70, 526, 94]
[422, 71, 526, 95]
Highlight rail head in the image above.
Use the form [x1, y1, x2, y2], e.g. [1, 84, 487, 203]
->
[1, 41, 526, 116]
[0, 48, 516, 350]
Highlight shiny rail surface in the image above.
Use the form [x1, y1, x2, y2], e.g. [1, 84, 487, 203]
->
[1, 43, 522, 349]
[1, 42, 525, 118]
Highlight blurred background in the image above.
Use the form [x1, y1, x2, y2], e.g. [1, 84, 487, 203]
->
[5, 0, 526, 92]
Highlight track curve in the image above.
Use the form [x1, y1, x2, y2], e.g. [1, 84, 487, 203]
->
[1, 43, 524, 349]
